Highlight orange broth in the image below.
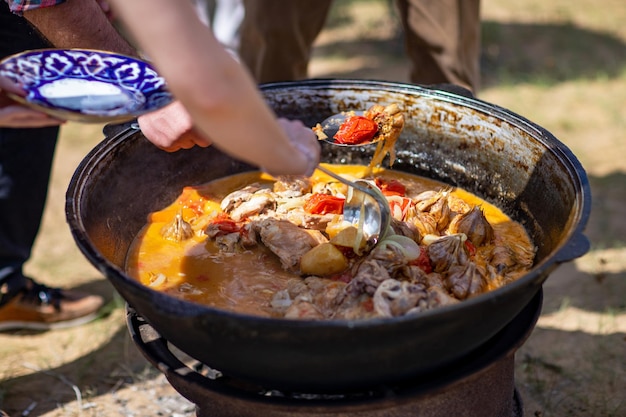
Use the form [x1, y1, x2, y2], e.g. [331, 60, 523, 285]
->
[125, 164, 529, 317]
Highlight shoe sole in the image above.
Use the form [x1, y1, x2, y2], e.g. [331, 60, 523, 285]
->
[0, 311, 100, 332]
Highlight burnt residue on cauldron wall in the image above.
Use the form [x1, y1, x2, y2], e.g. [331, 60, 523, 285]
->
[261, 80, 586, 265]
[262, 82, 544, 202]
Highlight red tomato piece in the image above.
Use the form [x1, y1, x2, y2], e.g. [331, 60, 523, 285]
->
[210, 215, 241, 234]
[333, 115, 378, 145]
[375, 178, 406, 196]
[464, 240, 477, 257]
[388, 196, 413, 221]
[304, 193, 345, 215]
[410, 246, 432, 274]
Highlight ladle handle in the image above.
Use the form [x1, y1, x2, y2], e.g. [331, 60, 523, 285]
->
[316, 165, 373, 196]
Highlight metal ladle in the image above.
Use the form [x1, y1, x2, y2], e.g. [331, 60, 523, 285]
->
[316, 165, 390, 246]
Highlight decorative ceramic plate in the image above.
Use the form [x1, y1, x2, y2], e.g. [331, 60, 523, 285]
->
[0, 49, 173, 123]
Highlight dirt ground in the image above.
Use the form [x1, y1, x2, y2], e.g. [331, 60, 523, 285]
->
[1, 1, 625, 416]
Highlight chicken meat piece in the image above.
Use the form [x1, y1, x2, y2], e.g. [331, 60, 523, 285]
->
[252, 218, 323, 272]
[300, 276, 347, 317]
[347, 258, 391, 296]
[334, 292, 379, 320]
[282, 210, 336, 231]
[273, 175, 312, 196]
[373, 279, 428, 317]
[214, 232, 240, 252]
[220, 185, 276, 221]
[409, 286, 460, 313]
[365, 103, 405, 167]
[284, 297, 325, 320]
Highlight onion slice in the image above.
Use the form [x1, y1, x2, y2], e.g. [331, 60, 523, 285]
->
[379, 234, 420, 261]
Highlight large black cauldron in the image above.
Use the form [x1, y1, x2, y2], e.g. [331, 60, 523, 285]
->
[66, 80, 591, 392]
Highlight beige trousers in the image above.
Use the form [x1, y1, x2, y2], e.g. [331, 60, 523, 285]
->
[238, 0, 481, 92]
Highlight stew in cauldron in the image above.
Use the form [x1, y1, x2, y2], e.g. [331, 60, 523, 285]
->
[125, 164, 535, 320]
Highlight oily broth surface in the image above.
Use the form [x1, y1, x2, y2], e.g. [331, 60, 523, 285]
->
[125, 164, 526, 318]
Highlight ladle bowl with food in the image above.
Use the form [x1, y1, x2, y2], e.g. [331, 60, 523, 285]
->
[316, 162, 391, 252]
[66, 79, 591, 391]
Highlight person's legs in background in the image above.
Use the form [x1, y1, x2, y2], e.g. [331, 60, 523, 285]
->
[238, 0, 333, 83]
[396, 0, 481, 92]
[0, 3, 103, 331]
[235, 0, 480, 91]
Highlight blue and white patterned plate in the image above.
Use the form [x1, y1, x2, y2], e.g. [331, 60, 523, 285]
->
[0, 48, 173, 123]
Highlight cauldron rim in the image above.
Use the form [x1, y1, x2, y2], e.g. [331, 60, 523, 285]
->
[66, 78, 592, 391]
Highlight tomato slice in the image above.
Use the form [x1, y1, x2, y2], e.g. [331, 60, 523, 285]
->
[304, 193, 345, 215]
[388, 196, 413, 220]
[375, 177, 406, 196]
[211, 219, 240, 234]
[209, 213, 241, 235]
[333, 115, 378, 145]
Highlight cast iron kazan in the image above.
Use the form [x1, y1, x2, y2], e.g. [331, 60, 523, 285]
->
[66, 79, 591, 392]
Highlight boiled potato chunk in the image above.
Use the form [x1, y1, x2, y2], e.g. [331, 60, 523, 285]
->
[300, 242, 348, 276]
[330, 226, 366, 251]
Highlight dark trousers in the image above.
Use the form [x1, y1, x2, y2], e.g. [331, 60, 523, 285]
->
[0, 3, 59, 282]
[238, 0, 481, 92]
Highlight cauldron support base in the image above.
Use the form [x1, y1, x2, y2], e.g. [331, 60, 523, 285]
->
[127, 291, 542, 417]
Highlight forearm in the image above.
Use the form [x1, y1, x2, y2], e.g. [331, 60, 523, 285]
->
[110, 0, 311, 174]
[23, 0, 136, 55]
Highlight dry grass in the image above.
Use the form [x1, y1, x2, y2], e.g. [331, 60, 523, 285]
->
[1, 0, 625, 416]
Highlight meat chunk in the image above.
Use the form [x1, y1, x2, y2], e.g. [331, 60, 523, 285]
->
[282, 210, 335, 231]
[347, 259, 391, 296]
[276, 277, 348, 320]
[215, 232, 240, 252]
[411, 286, 460, 313]
[284, 297, 325, 320]
[221, 185, 276, 221]
[273, 175, 312, 196]
[373, 279, 428, 317]
[253, 218, 323, 272]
